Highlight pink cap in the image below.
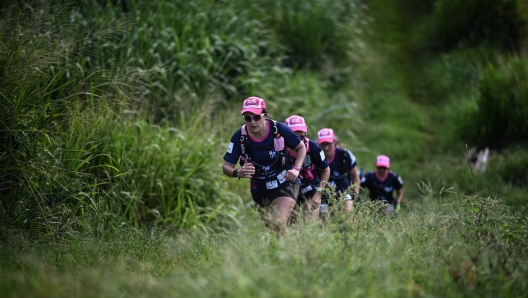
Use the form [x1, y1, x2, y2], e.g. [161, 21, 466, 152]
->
[376, 155, 390, 168]
[317, 128, 335, 144]
[285, 115, 308, 133]
[241, 96, 266, 115]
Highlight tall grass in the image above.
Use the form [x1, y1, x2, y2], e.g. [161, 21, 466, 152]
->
[0, 0, 129, 235]
[5, 0, 377, 236]
[74, 0, 292, 114]
[266, 0, 367, 70]
[409, 146, 528, 210]
[82, 106, 243, 232]
[0, 0, 243, 236]
[2, 0, 528, 296]
[464, 55, 528, 149]
[430, 54, 528, 153]
[1, 194, 526, 297]
[425, 0, 527, 53]
[73, 0, 369, 109]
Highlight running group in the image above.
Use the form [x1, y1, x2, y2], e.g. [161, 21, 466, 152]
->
[222, 96, 404, 236]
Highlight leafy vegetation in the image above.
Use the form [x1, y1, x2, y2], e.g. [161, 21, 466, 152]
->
[464, 56, 528, 149]
[425, 0, 527, 53]
[1, 197, 526, 297]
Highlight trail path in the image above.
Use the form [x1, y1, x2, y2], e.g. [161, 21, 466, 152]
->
[355, 0, 433, 179]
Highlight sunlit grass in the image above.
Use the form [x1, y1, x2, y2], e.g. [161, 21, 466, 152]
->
[1, 194, 526, 297]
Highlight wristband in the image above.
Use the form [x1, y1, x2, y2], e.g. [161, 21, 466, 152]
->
[232, 169, 238, 178]
[292, 165, 301, 171]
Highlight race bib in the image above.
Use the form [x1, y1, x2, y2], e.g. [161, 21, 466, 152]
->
[301, 185, 313, 194]
[277, 170, 286, 183]
[266, 180, 279, 189]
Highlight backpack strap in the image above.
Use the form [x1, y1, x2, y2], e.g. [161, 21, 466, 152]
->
[304, 137, 311, 153]
[271, 120, 291, 168]
[339, 150, 350, 172]
[239, 124, 251, 164]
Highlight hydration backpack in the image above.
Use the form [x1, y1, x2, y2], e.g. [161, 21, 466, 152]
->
[330, 149, 352, 180]
[239, 119, 292, 169]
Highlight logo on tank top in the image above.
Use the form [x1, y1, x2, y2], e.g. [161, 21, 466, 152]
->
[269, 151, 277, 159]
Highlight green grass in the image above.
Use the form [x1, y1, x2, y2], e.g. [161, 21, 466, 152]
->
[2, 0, 528, 296]
[1, 195, 526, 297]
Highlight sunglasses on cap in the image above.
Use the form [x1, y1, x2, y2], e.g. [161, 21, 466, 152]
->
[242, 113, 265, 122]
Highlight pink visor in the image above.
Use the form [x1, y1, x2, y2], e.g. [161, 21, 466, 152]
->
[317, 128, 335, 144]
[241, 96, 266, 115]
[376, 155, 390, 168]
[285, 115, 307, 133]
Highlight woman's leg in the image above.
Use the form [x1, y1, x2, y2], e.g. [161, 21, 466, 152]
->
[270, 196, 296, 236]
[287, 203, 300, 228]
[302, 195, 320, 224]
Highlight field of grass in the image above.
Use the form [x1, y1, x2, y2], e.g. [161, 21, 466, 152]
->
[2, 196, 526, 297]
[1, 0, 527, 297]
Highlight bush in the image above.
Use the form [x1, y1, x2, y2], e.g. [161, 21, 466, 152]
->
[266, 0, 367, 71]
[488, 146, 528, 188]
[75, 0, 290, 114]
[463, 55, 528, 149]
[0, 0, 129, 234]
[89, 110, 241, 231]
[0, 0, 240, 235]
[425, 0, 528, 52]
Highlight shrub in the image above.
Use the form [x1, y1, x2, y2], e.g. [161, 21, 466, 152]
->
[89, 111, 239, 231]
[75, 0, 290, 114]
[0, 0, 116, 234]
[266, 0, 367, 71]
[488, 146, 528, 188]
[426, 0, 528, 52]
[0, 0, 240, 235]
[463, 55, 528, 149]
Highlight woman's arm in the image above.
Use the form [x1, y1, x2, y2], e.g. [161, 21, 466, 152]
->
[285, 140, 306, 181]
[349, 167, 360, 194]
[222, 160, 255, 179]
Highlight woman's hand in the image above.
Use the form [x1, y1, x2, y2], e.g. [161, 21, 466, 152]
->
[238, 163, 255, 178]
[285, 168, 299, 181]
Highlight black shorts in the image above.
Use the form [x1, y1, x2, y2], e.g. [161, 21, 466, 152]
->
[251, 182, 299, 208]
